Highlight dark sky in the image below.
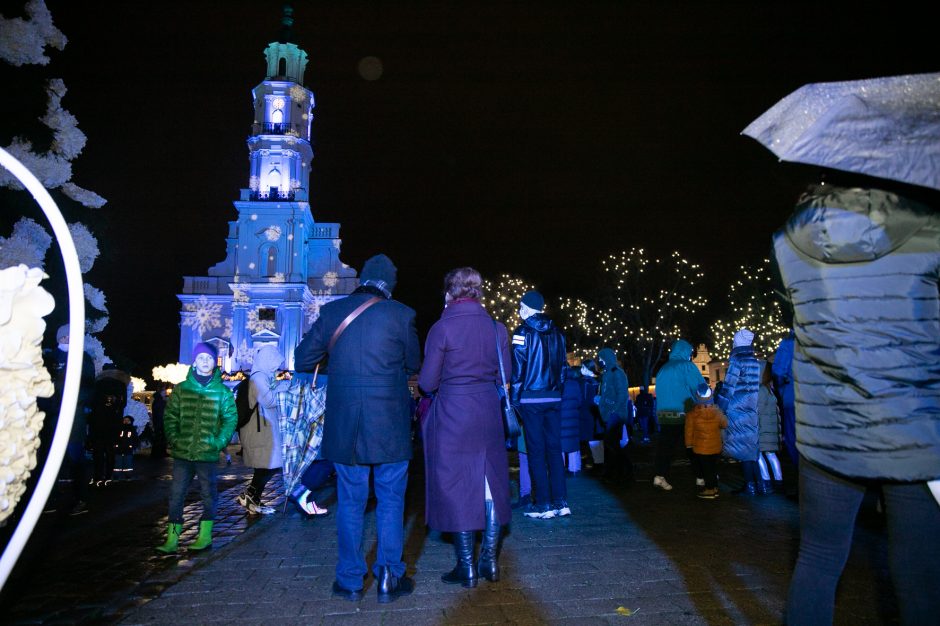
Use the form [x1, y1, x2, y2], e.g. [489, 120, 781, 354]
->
[6, 1, 937, 378]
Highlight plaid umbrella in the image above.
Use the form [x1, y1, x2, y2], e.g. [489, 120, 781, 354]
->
[276, 377, 327, 500]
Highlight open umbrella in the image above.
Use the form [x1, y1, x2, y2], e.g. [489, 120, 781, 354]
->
[276, 375, 327, 502]
[742, 72, 940, 191]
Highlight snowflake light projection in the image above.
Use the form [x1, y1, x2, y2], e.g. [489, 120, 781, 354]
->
[264, 225, 282, 241]
[232, 287, 249, 303]
[223, 317, 233, 338]
[322, 271, 338, 288]
[246, 306, 276, 332]
[270, 272, 286, 283]
[183, 296, 223, 335]
[249, 175, 259, 191]
[332, 238, 341, 250]
[303, 290, 333, 327]
[235, 340, 254, 369]
[290, 84, 307, 102]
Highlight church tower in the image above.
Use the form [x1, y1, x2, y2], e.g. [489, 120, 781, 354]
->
[178, 4, 357, 372]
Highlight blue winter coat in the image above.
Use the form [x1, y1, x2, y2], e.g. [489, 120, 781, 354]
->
[560, 368, 583, 453]
[418, 299, 512, 531]
[652, 340, 706, 424]
[773, 184, 940, 481]
[597, 347, 629, 425]
[717, 346, 761, 462]
[294, 286, 421, 465]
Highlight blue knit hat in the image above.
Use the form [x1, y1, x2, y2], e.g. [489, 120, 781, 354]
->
[520, 290, 544, 311]
[192, 342, 218, 363]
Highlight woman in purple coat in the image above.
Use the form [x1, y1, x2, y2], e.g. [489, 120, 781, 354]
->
[418, 267, 512, 589]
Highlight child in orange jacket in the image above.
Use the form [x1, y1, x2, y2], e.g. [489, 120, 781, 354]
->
[685, 383, 728, 499]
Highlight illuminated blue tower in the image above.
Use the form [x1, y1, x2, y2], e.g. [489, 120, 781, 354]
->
[178, 5, 357, 372]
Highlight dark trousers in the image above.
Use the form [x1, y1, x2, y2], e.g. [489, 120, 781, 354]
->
[168, 458, 218, 523]
[637, 412, 658, 439]
[692, 453, 719, 488]
[654, 422, 688, 478]
[786, 457, 940, 625]
[250, 467, 276, 494]
[92, 445, 114, 482]
[519, 402, 566, 507]
[300, 459, 335, 492]
[334, 461, 409, 591]
[602, 418, 633, 478]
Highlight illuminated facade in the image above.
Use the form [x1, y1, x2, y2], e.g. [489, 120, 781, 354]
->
[178, 8, 356, 372]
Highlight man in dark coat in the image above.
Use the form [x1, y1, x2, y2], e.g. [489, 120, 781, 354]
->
[510, 290, 568, 519]
[294, 254, 421, 604]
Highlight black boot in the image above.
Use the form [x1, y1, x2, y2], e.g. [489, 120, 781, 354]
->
[477, 500, 500, 582]
[441, 531, 477, 588]
[756, 479, 774, 496]
[376, 565, 414, 604]
[732, 481, 757, 496]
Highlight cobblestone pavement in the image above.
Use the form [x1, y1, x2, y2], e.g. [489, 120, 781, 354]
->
[1, 440, 895, 625]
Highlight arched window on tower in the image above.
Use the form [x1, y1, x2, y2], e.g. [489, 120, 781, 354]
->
[278, 57, 287, 76]
[263, 245, 278, 276]
[267, 167, 282, 195]
[271, 108, 283, 124]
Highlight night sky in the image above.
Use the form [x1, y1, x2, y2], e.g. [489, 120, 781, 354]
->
[4, 1, 936, 379]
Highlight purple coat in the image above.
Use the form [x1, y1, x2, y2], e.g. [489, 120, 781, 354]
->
[418, 299, 512, 532]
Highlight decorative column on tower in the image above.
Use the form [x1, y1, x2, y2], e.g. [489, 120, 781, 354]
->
[178, 4, 357, 372]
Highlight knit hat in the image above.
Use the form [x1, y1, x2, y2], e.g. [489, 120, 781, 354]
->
[192, 342, 218, 363]
[520, 290, 544, 312]
[360, 254, 397, 293]
[733, 328, 755, 348]
[696, 382, 713, 402]
[56, 324, 70, 342]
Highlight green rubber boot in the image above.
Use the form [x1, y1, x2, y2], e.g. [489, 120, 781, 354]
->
[188, 520, 214, 551]
[155, 522, 182, 554]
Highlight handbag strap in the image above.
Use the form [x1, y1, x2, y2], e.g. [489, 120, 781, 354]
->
[329, 296, 382, 351]
[493, 319, 508, 390]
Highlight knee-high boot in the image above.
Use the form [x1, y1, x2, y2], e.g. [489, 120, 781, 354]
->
[441, 531, 477, 588]
[477, 499, 500, 582]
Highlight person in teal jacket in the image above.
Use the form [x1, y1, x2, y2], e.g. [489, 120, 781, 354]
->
[651, 339, 706, 491]
[156, 342, 238, 554]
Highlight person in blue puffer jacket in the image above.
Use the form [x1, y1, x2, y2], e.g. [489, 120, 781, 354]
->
[716, 328, 762, 495]
[774, 180, 940, 625]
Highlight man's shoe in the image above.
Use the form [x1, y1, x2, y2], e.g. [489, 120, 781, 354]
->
[249, 502, 276, 515]
[697, 488, 719, 499]
[653, 476, 673, 491]
[522, 503, 554, 519]
[552, 500, 571, 517]
[376, 566, 415, 604]
[331, 580, 363, 602]
[695, 478, 706, 487]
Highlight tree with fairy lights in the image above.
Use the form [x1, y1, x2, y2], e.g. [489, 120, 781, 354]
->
[481, 274, 536, 332]
[593, 249, 707, 386]
[710, 259, 790, 360]
[555, 296, 598, 361]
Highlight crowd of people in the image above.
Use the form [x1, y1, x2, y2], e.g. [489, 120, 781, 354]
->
[43, 206, 937, 622]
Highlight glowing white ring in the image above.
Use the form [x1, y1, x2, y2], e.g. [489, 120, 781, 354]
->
[0, 147, 85, 591]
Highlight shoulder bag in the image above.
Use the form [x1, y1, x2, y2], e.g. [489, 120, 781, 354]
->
[493, 319, 522, 439]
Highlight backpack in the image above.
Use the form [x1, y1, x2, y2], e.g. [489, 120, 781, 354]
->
[235, 376, 258, 430]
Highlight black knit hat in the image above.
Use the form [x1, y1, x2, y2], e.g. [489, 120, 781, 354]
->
[360, 254, 397, 293]
[520, 290, 544, 311]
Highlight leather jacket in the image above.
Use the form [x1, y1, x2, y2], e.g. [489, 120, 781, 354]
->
[510, 313, 567, 404]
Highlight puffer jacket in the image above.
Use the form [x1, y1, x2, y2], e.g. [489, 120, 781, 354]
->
[510, 313, 567, 403]
[757, 366, 780, 452]
[717, 347, 761, 462]
[684, 402, 728, 455]
[773, 184, 940, 481]
[652, 339, 706, 424]
[164, 367, 238, 462]
[597, 347, 629, 424]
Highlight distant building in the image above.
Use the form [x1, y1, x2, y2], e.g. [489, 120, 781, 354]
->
[177, 7, 356, 372]
[692, 343, 728, 387]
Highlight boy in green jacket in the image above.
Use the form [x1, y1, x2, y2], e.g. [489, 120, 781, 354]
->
[156, 343, 238, 553]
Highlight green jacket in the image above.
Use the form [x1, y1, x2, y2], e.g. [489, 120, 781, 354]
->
[597, 347, 629, 425]
[165, 368, 238, 462]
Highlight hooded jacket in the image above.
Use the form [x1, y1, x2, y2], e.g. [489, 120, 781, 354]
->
[716, 346, 761, 462]
[597, 347, 629, 424]
[652, 339, 706, 424]
[773, 184, 940, 481]
[510, 313, 567, 404]
[241, 345, 284, 469]
[164, 367, 238, 462]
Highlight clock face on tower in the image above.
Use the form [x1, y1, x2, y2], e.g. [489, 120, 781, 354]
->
[272, 97, 285, 110]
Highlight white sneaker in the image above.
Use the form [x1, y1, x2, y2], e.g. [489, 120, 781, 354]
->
[696, 478, 706, 487]
[653, 476, 673, 491]
[249, 502, 276, 515]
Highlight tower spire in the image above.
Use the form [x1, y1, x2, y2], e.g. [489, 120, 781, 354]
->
[278, 2, 294, 44]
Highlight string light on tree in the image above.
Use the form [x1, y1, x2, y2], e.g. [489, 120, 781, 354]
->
[710, 259, 789, 360]
[482, 274, 536, 331]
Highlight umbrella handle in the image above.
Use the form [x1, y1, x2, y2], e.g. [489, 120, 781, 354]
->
[312, 362, 320, 389]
